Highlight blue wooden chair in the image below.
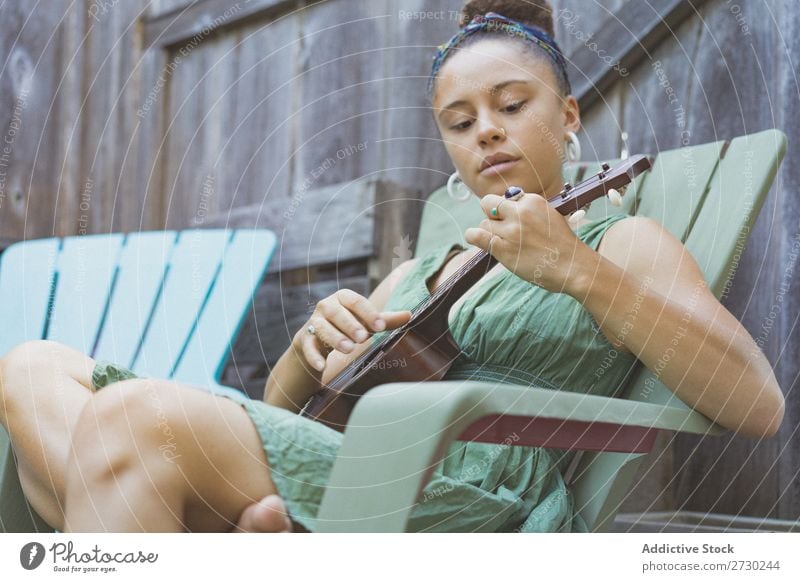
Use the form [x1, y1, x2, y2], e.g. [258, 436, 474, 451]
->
[0, 228, 276, 532]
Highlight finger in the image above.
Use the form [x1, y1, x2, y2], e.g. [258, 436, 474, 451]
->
[319, 299, 372, 345]
[234, 496, 293, 533]
[299, 331, 328, 372]
[479, 193, 505, 218]
[336, 289, 385, 331]
[379, 310, 412, 329]
[478, 217, 517, 239]
[464, 227, 497, 251]
[309, 313, 356, 354]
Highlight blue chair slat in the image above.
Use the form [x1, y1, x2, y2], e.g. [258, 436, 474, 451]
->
[172, 230, 277, 386]
[0, 239, 61, 356]
[45, 235, 124, 354]
[131, 229, 231, 378]
[92, 231, 178, 366]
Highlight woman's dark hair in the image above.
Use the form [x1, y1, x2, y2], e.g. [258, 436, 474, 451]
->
[430, 0, 570, 99]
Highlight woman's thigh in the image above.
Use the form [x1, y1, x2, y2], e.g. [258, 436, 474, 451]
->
[74, 378, 280, 532]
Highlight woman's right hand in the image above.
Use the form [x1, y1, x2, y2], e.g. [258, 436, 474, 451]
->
[294, 289, 412, 372]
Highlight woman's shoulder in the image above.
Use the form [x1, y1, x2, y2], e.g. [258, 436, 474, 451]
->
[595, 215, 667, 263]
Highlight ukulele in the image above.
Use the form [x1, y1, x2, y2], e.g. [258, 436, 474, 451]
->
[299, 155, 653, 432]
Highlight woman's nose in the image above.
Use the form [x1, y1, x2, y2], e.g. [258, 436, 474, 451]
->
[477, 121, 505, 145]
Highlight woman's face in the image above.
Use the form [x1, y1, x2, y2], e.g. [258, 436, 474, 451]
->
[432, 39, 580, 199]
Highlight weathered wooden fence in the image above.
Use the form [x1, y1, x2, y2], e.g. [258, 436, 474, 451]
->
[0, 0, 797, 524]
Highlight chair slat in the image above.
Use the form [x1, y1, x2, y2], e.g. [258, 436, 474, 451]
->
[92, 231, 177, 366]
[635, 141, 727, 241]
[172, 230, 276, 385]
[0, 238, 60, 356]
[414, 186, 483, 258]
[46, 235, 124, 354]
[132, 229, 230, 378]
[685, 129, 787, 297]
[581, 158, 642, 221]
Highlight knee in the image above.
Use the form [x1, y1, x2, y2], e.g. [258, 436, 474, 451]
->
[0, 340, 63, 382]
[70, 380, 185, 485]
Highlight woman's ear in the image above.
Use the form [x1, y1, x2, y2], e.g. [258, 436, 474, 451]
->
[562, 94, 581, 134]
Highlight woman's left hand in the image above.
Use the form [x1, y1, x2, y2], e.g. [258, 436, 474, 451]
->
[464, 191, 593, 295]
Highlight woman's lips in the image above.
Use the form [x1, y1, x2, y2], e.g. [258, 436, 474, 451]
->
[480, 159, 519, 176]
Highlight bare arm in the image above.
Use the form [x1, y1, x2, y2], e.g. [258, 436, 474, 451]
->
[263, 258, 418, 413]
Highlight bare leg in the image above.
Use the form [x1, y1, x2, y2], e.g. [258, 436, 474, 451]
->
[63, 377, 280, 532]
[0, 340, 98, 530]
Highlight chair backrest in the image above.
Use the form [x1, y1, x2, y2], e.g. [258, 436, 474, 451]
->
[0, 228, 276, 385]
[414, 129, 787, 531]
[0, 228, 276, 532]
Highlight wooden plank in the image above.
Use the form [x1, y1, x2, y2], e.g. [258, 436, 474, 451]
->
[686, 131, 787, 297]
[92, 231, 177, 366]
[0, 1, 72, 239]
[635, 140, 727, 241]
[228, 273, 370, 382]
[46, 235, 125, 354]
[135, 42, 171, 230]
[172, 229, 276, 385]
[218, 14, 295, 211]
[143, 0, 301, 48]
[381, 0, 461, 196]
[295, 0, 384, 188]
[560, 0, 713, 110]
[132, 229, 230, 377]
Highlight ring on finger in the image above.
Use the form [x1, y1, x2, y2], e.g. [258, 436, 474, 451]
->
[306, 324, 317, 335]
[490, 200, 505, 219]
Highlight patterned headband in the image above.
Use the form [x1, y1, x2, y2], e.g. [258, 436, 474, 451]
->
[427, 11, 571, 97]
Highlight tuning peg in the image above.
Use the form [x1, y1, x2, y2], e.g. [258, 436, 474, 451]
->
[568, 208, 586, 229]
[608, 188, 623, 207]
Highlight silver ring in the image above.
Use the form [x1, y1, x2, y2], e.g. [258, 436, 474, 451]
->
[306, 324, 317, 335]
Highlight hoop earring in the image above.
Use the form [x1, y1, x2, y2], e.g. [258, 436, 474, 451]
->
[565, 131, 582, 162]
[447, 171, 472, 202]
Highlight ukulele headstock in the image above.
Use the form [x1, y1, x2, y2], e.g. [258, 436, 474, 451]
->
[549, 155, 652, 215]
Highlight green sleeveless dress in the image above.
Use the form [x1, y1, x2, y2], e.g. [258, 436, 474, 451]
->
[91, 213, 639, 533]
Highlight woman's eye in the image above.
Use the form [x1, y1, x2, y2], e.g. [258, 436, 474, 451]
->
[504, 101, 527, 113]
[452, 120, 473, 131]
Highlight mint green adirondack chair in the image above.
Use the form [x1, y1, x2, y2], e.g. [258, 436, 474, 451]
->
[0, 228, 276, 532]
[315, 129, 787, 532]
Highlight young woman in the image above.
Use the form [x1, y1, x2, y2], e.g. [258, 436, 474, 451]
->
[0, 0, 784, 533]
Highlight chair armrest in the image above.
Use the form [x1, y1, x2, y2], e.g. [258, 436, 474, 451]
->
[316, 380, 727, 532]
